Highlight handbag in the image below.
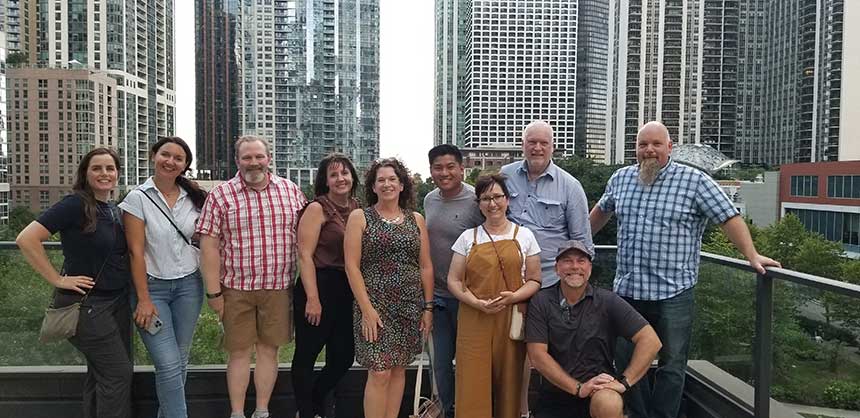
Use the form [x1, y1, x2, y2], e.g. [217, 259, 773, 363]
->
[481, 225, 526, 341]
[410, 337, 443, 418]
[139, 187, 196, 247]
[38, 205, 118, 344]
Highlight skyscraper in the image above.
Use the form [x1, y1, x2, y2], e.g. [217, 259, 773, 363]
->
[434, 0, 581, 157]
[434, 0, 469, 147]
[6, 0, 175, 188]
[739, 0, 846, 165]
[0, 31, 10, 223]
[574, 0, 610, 160]
[195, 0, 240, 180]
[606, 0, 740, 164]
[196, 0, 380, 185]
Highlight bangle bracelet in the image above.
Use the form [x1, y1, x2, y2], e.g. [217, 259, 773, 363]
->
[576, 382, 583, 397]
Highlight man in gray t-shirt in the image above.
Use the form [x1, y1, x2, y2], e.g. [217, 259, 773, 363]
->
[424, 144, 483, 418]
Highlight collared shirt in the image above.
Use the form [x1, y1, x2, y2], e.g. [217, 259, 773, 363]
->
[119, 177, 201, 279]
[500, 160, 593, 287]
[597, 158, 739, 300]
[424, 183, 484, 298]
[525, 283, 648, 389]
[196, 172, 306, 290]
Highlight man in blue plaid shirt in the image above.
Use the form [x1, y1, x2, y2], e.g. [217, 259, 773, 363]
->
[589, 121, 780, 418]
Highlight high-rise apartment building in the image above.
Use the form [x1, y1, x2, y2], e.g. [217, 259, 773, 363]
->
[6, 68, 117, 212]
[8, 0, 174, 189]
[574, 0, 610, 160]
[0, 31, 10, 223]
[434, 0, 581, 157]
[195, 0, 240, 180]
[434, 0, 469, 148]
[196, 0, 380, 185]
[738, 0, 846, 165]
[606, 0, 740, 164]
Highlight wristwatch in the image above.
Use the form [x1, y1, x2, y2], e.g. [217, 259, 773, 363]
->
[617, 374, 631, 391]
[206, 291, 223, 299]
[576, 382, 583, 398]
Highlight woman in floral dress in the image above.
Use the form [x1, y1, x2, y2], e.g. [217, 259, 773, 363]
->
[344, 158, 434, 418]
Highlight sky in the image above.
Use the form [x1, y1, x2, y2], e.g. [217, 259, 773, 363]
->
[173, 0, 435, 178]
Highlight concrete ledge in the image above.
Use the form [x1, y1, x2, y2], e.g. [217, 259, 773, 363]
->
[685, 360, 804, 418]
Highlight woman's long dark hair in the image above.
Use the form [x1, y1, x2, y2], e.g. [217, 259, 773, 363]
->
[151, 136, 207, 209]
[73, 147, 121, 234]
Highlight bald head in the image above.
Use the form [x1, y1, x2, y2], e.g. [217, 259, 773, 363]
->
[522, 120, 554, 175]
[636, 121, 673, 168]
[637, 121, 671, 143]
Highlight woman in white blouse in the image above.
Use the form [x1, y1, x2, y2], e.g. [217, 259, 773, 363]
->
[119, 136, 208, 418]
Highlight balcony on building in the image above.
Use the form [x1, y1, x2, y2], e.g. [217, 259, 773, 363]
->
[1, 240, 858, 418]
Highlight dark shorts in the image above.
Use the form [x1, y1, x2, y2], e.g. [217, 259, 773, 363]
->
[534, 390, 591, 418]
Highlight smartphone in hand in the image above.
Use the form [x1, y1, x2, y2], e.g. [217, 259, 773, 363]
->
[146, 315, 164, 335]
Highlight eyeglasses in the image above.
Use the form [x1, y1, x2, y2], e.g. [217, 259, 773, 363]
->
[479, 194, 507, 205]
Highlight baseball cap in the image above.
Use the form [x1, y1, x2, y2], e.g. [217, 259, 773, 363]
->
[555, 240, 594, 261]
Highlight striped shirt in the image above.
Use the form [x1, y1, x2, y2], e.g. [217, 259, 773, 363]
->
[597, 159, 739, 301]
[196, 172, 307, 290]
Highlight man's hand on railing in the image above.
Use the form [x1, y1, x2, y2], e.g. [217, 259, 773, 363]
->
[748, 253, 781, 275]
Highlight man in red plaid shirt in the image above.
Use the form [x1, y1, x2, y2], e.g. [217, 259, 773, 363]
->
[197, 136, 307, 418]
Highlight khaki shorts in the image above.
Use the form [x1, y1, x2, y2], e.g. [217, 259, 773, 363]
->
[222, 287, 292, 351]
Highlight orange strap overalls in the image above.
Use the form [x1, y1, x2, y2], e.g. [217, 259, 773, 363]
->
[455, 225, 526, 418]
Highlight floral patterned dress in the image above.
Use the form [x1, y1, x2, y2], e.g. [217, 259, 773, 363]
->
[353, 207, 423, 370]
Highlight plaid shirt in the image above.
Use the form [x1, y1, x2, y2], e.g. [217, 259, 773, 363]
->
[196, 172, 307, 290]
[597, 159, 739, 301]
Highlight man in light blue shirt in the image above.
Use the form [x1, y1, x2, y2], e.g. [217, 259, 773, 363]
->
[501, 120, 594, 288]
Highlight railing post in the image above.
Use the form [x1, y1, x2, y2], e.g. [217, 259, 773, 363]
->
[754, 272, 773, 418]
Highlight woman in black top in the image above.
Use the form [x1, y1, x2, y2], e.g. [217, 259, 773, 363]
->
[17, 147, 132, 418]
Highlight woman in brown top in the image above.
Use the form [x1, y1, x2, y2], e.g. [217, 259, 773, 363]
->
[292, 153, 361, 418]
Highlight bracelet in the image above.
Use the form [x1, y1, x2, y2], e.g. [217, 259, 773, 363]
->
[576, 382, 583, 398]
[206, 291, 223, 299]
[423, 307, 434, 312]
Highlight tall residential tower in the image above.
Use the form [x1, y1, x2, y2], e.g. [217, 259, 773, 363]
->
[434, 0, 583, 158]
[196, 0, 380, 185]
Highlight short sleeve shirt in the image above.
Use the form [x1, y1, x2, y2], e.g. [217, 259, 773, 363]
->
[37, 194, 130, 292]
[119, 177, 201, 279]
[195, 172, 307, 290]
[424, 184, 484, 297]
[499, 160, 594, 287]
[596, 159, 739, 300]
[525, 283, 648, 391]
[451, 224, 542, 277]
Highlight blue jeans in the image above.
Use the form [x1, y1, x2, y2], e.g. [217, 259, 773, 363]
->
[615, 288, 694, 418]
[131, 271, 204, 418]
[431, 296, 459, 418]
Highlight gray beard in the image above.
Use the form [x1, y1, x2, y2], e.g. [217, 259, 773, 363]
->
[639, 158, 661, 186]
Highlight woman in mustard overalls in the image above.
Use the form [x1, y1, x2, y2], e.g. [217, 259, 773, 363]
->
[447, 174, 542, 418]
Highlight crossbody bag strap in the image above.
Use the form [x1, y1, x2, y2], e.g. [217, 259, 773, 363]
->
[80, 204, 119, 305]
[139, 188, 191, 245]
[481, 224, 511, 292]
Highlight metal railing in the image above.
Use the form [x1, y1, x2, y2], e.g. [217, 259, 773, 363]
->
[597, 244, 860, 417]
[3, 242, 860, 417]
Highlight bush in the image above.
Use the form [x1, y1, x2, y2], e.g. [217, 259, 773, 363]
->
[822, 380, 860, 410]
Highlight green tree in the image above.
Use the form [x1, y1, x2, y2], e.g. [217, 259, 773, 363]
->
[5, 51, 28, 66]
[554, 155, 625, 245]
[832, 261, 860, 332]
[414, 174, 435, 215]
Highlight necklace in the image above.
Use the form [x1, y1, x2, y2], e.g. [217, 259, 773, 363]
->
[376, 206, 403, 224]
